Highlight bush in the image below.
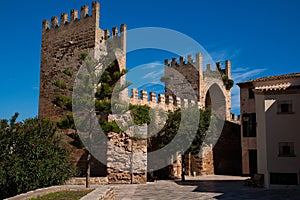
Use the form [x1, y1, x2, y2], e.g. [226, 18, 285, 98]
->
[129, 104, 151, 125]
[222, 76, 234, 90]
[0, 113, 75, 199]
[80, 52, 88, 60]
[95, 100, 111, 114]
[56, 113, 75, 129]
[53, 80, 67, 89]
[52, 94, 72, 111]
[63, 68, 73, 77]
[100, 121, 122, 133]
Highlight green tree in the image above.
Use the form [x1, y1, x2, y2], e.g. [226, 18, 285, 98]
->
[148, 108, 213, 180]
[0, 113, 75, 199]
[72, 51, 130, 187]
[149, 108, 211, 154]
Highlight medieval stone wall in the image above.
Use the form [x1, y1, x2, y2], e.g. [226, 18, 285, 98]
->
[107, 113, 147, 184]
[39, 2, 100, 120]
[39, 2, 126, 121]
[106, 132, 147, 184]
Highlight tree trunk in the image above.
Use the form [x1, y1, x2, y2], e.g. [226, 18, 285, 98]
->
[86, 151, 91, 188]
[181, 154, 185, 182]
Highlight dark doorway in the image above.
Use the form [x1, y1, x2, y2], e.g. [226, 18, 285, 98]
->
[249, 150, 257, 174]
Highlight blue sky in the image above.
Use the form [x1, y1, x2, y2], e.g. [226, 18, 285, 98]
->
[0, 0, 299, 120]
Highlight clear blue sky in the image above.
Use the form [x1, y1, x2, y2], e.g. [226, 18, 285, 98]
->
[0, 0, 299, 120]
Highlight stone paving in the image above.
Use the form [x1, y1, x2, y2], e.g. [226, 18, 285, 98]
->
[112, 175, 300, 200]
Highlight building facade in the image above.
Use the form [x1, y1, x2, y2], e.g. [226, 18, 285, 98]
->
[237, 81, 257, 175]
[238, 73, 300, 188]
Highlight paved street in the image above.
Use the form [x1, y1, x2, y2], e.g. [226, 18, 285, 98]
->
[113, 175, 300, 200]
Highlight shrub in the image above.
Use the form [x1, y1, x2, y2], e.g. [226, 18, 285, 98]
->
[0, 113, 75, 199]
[52, 94, 72, 111]
[222, 76, 234, 90]
[63, 68, 73, 77]
[129, 104, 151, 125]
[80, 52, 88, 60]
[56, 113, 74, 129]
[95, 100, 111, 114]
[100, 121, 122, 133]
[53, 80, 67, 89]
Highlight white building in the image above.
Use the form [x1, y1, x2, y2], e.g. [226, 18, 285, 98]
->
[238, 72, 300, 188]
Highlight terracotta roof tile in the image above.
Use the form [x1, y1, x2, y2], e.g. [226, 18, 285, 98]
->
[237, 72, 300, 85]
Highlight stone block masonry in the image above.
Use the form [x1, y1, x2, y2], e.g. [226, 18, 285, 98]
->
[107, 131, 147, 184]
[39, 1, 126, 121]
[107, 113, 147, 184]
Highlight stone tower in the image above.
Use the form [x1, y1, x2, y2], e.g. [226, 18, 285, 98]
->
[38, 1, 126, 121]
[164, 54, 232, 120]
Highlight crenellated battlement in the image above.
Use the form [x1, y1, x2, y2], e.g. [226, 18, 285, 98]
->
[129, 88, 238, 123]
[42, 1, 100, 31]
[164, 53, 231, 79]
[205, 60, 231, 79]
[103, 24, 127, 39]
[129, 88, 201, 112]
[164, 53, 203, 70]
[41, 1, 127, 45]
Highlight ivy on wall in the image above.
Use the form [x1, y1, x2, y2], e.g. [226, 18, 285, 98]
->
[222, 75, 234, 90]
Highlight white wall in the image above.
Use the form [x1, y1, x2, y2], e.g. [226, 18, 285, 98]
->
[256, 92, 300, 187]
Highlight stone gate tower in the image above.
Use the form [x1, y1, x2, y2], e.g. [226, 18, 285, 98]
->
[164, 54, 232, 120]
[38, 1, 126, 121]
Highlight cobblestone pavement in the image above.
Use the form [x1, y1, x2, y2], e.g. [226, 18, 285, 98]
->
[113, 175, 300, 200]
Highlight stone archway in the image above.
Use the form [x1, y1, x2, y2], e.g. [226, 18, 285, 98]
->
[203, 83, 226, 119]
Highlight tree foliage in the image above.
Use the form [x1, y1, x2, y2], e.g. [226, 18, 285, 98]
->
[149, 108, 212, 155]
[129, 104, 151, 126]
[0, 113, 75, 199]
[56, 113, 75, 129]
[52, 94, 72, 111]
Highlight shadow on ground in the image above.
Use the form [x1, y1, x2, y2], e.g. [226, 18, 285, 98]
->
[175, 179, 300, 200]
